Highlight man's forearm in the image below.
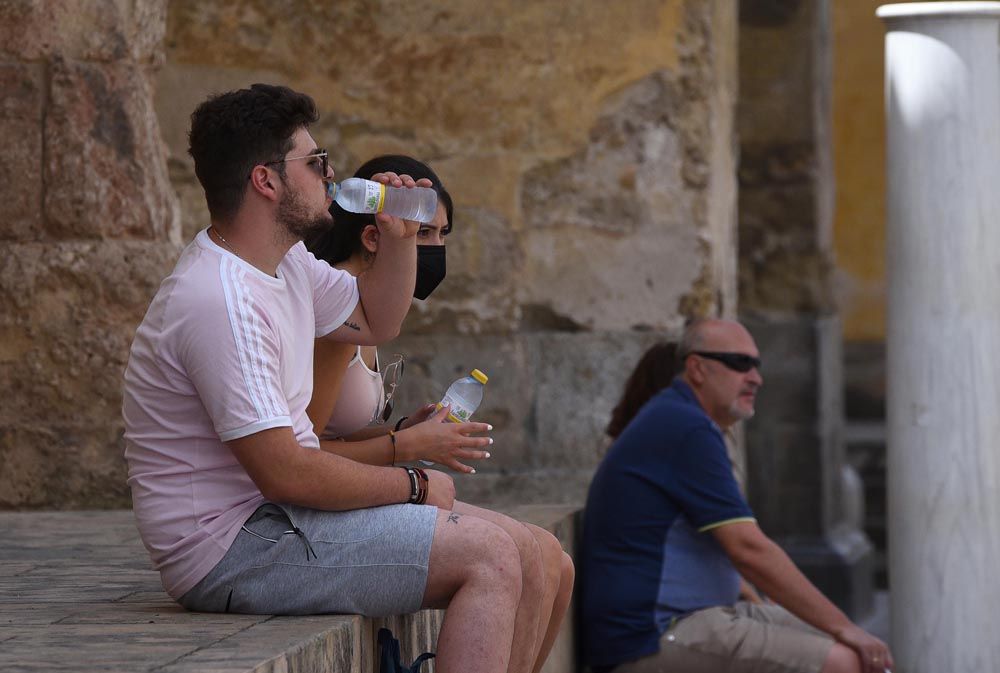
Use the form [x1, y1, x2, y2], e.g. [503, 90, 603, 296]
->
[733, 537, 854, 638]
[228, 428, 411, 510]
[319, 435, 392, 466]
[269, 447, 411, 510]
[356, 235, 415, 341]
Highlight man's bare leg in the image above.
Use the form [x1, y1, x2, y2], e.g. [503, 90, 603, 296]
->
[527, 531, 575, 673]
[422, 508, 523, 673]
[453, 502, 561, 673]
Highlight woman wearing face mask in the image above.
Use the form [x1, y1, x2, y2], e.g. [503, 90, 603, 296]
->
[305, 155, 574, 673]
[305, 155, 459, 457]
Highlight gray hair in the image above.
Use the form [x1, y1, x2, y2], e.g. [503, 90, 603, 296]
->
[677, 319, 711, 359]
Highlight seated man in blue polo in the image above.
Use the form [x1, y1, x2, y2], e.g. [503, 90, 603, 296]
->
[581, 319, 893, 673]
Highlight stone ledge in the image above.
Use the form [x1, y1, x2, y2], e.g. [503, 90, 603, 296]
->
[0, 505, 579, 673]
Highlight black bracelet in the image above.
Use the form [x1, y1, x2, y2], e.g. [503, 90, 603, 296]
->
[388, 430, 397, 466]
[413, 467, 429, 505]
[402, 467, 419, 504]
[394, 416, 408, 432]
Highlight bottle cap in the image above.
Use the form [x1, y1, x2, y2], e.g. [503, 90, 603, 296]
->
[470, 369, 488, 385]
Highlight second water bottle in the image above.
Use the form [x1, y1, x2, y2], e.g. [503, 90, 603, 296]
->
[420, 369, 489, 466]
[438, 369, 489, 424]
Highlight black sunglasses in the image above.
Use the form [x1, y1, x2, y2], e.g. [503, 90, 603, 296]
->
[690, 351, 761, 373]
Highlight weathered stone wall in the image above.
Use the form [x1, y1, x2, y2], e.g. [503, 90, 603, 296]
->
[0, 1, 181, 508]
[1, 0, 738, 508]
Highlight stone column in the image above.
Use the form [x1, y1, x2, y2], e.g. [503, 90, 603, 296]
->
[879, 4, 1000, 671]
[738, 0, 874, 619]
[0, 1, 180, 508]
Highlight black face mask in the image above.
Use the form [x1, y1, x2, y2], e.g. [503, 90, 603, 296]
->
[414, 245, 446, 300]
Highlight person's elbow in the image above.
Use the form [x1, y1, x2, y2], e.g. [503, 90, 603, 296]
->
[254, 475, 292, 504]
[353, 302, 404, 344]
[245, 462, 298, 504]
[350, 321, 400, 346]
[369, 320, 402, 343]
[713, 522, 776, 574]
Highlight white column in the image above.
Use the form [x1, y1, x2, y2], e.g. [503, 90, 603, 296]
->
[878, 4, 1000, 672]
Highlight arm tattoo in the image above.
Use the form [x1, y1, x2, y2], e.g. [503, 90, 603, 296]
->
[343, 321, 361, 331]
[447, 513, 461, 525]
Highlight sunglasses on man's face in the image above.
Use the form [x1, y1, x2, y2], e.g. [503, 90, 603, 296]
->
[691, 351, 762, 373]
[261, 148, 329, 179]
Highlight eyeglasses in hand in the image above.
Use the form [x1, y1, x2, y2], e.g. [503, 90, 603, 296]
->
[374, 354, 405, 424]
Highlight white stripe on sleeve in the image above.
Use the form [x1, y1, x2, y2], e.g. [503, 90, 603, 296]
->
[220, 257, 271, 420]
[242, 279, 284, 417]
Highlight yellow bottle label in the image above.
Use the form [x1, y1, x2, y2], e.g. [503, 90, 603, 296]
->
[436, 401, 469, 423]
[363, 180, 385, 213]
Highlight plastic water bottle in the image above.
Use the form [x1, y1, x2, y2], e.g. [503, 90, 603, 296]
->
[327, 177, 438, 223]
[420, 369, 489, 466]
[437, 369, 489, 423]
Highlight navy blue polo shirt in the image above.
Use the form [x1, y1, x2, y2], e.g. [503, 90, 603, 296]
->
[580, 378, 755, 670]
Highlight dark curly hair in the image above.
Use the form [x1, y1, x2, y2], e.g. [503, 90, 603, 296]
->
[306, 155, 453, 266]
[188, 83, 319, 221]
[605, 342, 680, 439]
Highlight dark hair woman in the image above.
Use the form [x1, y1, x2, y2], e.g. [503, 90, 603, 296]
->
[605, 342, 679, 439]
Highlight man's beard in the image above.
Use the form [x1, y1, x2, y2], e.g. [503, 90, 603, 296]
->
[276, 183, 331, 241]
[729, 400, 755, 422]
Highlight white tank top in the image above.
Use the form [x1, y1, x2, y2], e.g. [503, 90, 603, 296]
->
[320, 347, 384, 439]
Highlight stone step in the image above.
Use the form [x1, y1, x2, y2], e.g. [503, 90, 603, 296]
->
[0, 505, 580, 673]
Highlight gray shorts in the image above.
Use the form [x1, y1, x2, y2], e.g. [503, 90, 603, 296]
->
[179, 502, 438, 616]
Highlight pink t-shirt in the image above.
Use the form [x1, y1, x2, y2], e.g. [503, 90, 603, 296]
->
[122, 229, 358, 599]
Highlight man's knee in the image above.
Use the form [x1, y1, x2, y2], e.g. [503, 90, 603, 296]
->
[477, 514, 545, 596]
[821, 643, 862, 673]
[506, 519, 542, 560]
[506, 522, 546, 587]
[425, 511, 523, 608]
[465, 519, 524, 599]
[559, 551, 575, 587]
[525, 523, 567, 585]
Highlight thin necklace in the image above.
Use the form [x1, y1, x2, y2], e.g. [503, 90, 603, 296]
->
[210, 226, 241, 259]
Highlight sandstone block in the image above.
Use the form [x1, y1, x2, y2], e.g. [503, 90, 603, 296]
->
[0, 424, 131, 509]
[0, 240, 180, 508]
[44, 59, 179, 241]
[520, 72, 710, 332]
[0, 0, 167, 62]
[0, 63, 44, 241]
